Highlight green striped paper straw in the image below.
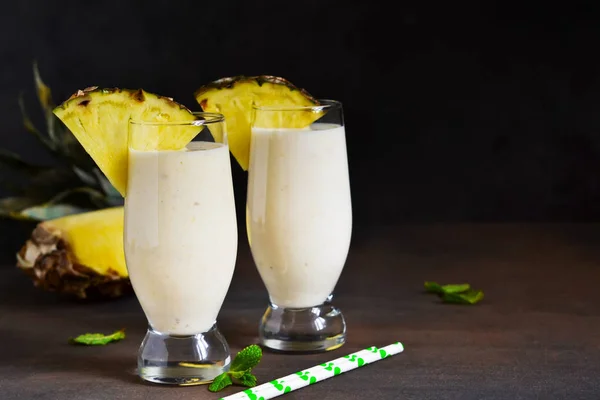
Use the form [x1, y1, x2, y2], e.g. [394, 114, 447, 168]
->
[219, 341, 404, 400]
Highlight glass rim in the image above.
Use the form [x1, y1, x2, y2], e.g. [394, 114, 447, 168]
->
[252, 99, 342, 112]
[129, 111, 225, 126]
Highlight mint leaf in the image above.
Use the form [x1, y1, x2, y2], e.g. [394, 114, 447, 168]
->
[208, 373, 232, 392]
[424, 281, 470, 294]
[208, 344, 263, 392]
[425, 281, 484, 305]
[236, 372, 257, 387]
[230, 370, 246, 379]
[441, 283, 471, 294]
[424, 281, 444, 293]
[443, 289, 484, 305]
[69, 329, 125, 345]
[230, 344, 262, 372]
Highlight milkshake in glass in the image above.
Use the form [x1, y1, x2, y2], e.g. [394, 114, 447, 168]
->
[247, 100, 352, 352]
[125, 113, 237, 384]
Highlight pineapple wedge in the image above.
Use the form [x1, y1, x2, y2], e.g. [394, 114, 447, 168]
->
[16, 207, 129, 299]
[53, 87, 199, 196]
[194, 76, 321, 171]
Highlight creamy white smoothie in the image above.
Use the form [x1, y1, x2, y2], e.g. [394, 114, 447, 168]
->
[247, 123, 352, 309]
[125, 142, 237, 336]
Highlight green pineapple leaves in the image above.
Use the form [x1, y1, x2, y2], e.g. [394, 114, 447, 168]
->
[0, 62, 122, 221]
[32, 62, 82, 161]
[33, 62, 53, 112]
[0, 197, 40, 219]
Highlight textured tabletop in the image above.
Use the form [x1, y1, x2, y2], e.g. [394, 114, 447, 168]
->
[1, 224, 599, 399]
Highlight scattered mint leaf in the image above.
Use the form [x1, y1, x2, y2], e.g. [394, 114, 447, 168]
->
[229, 370, 246, 379]
[237, 372, 257, 387]
[424, 281, 470, 294]
[443, 290, 484, 305]
[425, 281, 484, 305]
[208, 373, 233, 392]
[69, 329, 125, 345]
[441, 283, 471, 294]
[424, 281, 444, 293]
[208, 344, 263, 392]
[230, 344, 262, 372]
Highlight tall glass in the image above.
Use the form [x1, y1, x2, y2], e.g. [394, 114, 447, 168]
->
[125, 113, 237, 384]
[247, 100, 352, 352]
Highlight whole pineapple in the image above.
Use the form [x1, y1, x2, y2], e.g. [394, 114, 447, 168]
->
[16, 207, 130, 299]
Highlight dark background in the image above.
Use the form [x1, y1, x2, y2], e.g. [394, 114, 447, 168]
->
[2, 0, 600, 260]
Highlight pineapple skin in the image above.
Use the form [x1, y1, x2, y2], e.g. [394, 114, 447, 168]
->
[16, 207, 131, 300]
[194, 75, 319, 103]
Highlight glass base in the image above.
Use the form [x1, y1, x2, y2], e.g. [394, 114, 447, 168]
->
[137, 325, 230, 385]
[259, 302, 346, 353]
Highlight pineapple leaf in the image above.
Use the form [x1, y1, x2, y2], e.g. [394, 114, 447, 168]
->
[73, 165, 98, 187]
[18, 203, 89, 221]
[45, 109, 58, 148]
[92, 169, 121, 200]
[29, 64, 92, 168]
[0, 197, 40, 218]
[18, 93, 57, 153]
[17, 93, 41, 134]
[0, 148, 47, 175]
[33, 61, 55, 113]
[19, 168, 81, 202]
[33, 62, 65, 154]
[46, 186, 107, 209]
[106, 197, 124, 207]
[0, 150, 90, 206]
[1, 64, 121, 222]
[0, 176, 24, 195]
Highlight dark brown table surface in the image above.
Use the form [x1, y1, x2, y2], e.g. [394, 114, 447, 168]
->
[1, 224, 600, 399]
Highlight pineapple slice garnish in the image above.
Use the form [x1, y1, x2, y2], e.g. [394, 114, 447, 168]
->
[194, 76, 322, 171]
[53, 88, 199, 196]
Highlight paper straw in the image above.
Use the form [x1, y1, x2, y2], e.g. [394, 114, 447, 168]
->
[219, 341, 404, 400]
